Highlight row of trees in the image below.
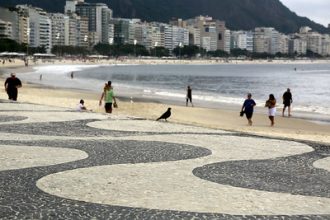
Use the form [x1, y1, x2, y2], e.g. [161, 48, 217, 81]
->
[0, 38, 327, 59]
[0, 38, 46, 54]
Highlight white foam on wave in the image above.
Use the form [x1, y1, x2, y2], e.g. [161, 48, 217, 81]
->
[33, 64, 100, 75]
[153, 89, 330, 116]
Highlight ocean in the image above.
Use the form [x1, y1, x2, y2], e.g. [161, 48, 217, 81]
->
[19, 62, 330, 119]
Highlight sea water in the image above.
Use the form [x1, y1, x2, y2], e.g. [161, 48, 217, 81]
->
[19, 62, 330, 118]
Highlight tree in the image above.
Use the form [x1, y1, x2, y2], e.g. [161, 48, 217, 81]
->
[52, 45, 89, 56]
[172, 45, 200, 58]
[93, 43, 150, 57]
[207, 50, 229, 58]
[230, 48, 250, 57]
[251, 52, 274, 59]
[150, 47, 169, 57]
[0, 38, 24, 52]
[306, 50, 322, 58]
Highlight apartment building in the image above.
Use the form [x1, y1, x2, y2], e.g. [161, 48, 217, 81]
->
[0, 19, 12, 39]
[75, 2, 112, 45]
[16, 5, 52, 53]
[0, 7, 20, 41]
[254, 27, 280, 54]
[231, 31, 254, 52]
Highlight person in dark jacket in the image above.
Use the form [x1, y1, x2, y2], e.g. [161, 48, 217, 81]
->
[241, 93, 256, 126]
[186, 85, 193, 107]
[282, 88, 293, 117]
[4, 73, 22, 101]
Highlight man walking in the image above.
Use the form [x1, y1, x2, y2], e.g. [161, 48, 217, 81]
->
[4, 73, 22, 101]
[241, 93, 256, 126]
[186, 85, 193, 107]
[282, 88, 293, 117]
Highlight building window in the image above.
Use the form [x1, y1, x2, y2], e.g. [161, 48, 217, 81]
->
[218, 33, 222, 40]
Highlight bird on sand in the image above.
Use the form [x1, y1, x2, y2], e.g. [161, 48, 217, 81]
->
[156, 108, 171, 121]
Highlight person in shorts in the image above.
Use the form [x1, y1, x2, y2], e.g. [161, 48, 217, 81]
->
[282, 88, 293, 117]
[241, 93, 256, 126]
[99, 81, 117, 113]
[265, 94, 276, 126]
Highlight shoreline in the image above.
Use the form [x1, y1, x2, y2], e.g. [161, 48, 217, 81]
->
[1, 60, 330, 144]
[1, 57, 330, 70]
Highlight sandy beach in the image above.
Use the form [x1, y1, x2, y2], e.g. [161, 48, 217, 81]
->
[1, 59, 330, 145]
[1, 58, 330, 144]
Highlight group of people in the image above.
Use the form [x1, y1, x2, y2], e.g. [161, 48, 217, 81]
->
[4, 73, 118, 115]
[241, 88, 293, 126]
[4, 72, 293, 125]
[77, 81, 117, 113]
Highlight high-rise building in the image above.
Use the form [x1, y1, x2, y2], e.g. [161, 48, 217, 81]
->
[65, 0, 84, 15]
[18, 15, 29, 44]
[75, 2, 112, 45]
[321, 34, 330, 56]
[17, 5, 52, 53]
[0, 19, 12, 39]
[148, 22, 163, 49]
[187, 26, 200, 47]
[162, 24, 188, 50]
[0, 7, 19, 41]
[76, 15, 89, 47]
[231, 31, 254, 52]
[112, 18, 131, 45]
[288, 35, 307, 55]
[278, 34, 289, 54]
[49, 13, 68, 47]
[253, 27, 280, 54]
[185, 16, 228, 52]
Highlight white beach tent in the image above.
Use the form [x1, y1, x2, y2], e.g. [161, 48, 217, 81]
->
[0, 52, 26, 57]
[33, 53, 56, 57]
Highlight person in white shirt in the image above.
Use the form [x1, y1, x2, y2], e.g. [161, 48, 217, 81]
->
[77, 99, 87, 111]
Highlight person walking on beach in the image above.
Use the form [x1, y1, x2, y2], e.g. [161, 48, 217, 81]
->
[241, 93, 256, 126]
[186, 85, 193, 107]
[99, 81, 117, 113]
[70, 72, 74, 79]
[265, 94, 276, 126]
[4, 73, 22, 101]
[282, 88, 293, 117]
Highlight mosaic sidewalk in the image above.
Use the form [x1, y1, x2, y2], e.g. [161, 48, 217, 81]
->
[0, 100, 329, 219]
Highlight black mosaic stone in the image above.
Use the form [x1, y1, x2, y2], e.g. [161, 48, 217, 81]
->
[1, 138, 329, 219]
[0, 106, 330, 219]
[0, 119, 230, 137]
[0, 139, 214, 219]
[0, 119, 138, 137]
[0, 115, 27, 122]
[193, 141, 330, 198]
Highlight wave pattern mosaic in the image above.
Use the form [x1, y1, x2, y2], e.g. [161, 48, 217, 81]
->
[0, 101, 329, 219]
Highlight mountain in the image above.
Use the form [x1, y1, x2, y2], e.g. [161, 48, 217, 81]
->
[0, 0, 328, 34]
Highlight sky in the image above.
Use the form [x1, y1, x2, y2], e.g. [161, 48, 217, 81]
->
[280, 0, 330, 27]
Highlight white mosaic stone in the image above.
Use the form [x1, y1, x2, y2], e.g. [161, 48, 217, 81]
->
[36, 134, 326, 215]
[87, 120, 230, 134]
[0, 145, 88, 171]
[0, 111, 108, 124]
[313, 157, 330, 172]
[0, 102, 67, 111]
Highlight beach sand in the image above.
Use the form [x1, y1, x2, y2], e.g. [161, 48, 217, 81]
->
[1, 77, 330, 145]
[1, 59, 330, 144]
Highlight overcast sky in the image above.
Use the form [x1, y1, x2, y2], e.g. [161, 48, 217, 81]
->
[280, 0, 330, 27]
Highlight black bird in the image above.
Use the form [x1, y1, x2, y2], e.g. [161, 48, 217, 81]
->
[156, 108, 171, 121]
